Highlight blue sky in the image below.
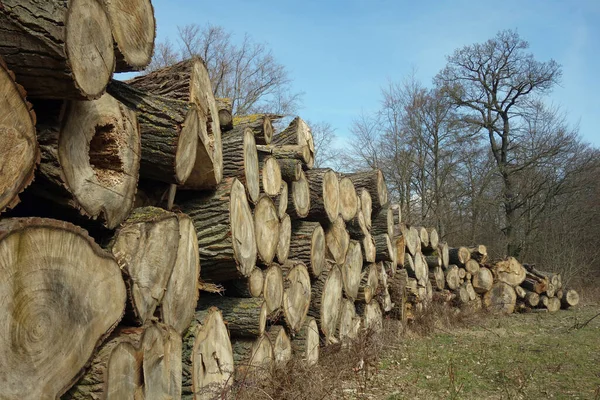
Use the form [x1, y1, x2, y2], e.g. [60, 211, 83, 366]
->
[148, 0, 600, 147]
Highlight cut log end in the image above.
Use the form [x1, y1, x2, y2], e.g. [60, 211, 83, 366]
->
[325, 216, 350, 265]
[263, 264, 284, 314]
[254, 195, 280, 265]
[230, 179, 258, 276]
[282, 261, 311, 334]
[262, 156, 283, 196]
[342, 240, 363, 300]
[290, 169, 310, 218]
[277, 213, 291, 264]
[338, 177, 358, 221]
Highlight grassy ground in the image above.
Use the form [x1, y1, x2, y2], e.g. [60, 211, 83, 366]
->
[369, 305, 600, 400]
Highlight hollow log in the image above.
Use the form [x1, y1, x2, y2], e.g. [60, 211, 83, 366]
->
[277, 158, 303, 182]
[338, 176, 358, 221]
[182, 307, 234, 400]
[290, 317, 319, 366]
[263, 264, 284, 314]
[271, 116, 315, 168]
[465, 259, 480, 275]
[224, 268, 264, 298]
[233, 114, 274, 145]
[280, 260, 311, 334]
[277, 213, 291, 264]
[493, 257, 526, 287]
[254, 195, 280, 266]
[445, 265, 461, 291]
[0, 217, 126, 400]
[357, 263, 379, 304]
[0, 0, 115, 99]
[33, 95, 140, 229]
[141, 323, 182, 399]
[0, 59, 38, 214]
[325, 216, 350, 265]
[232, 335, 274, 378]
[356, 300, 383, 332]
[260, 156, 283, 197]
[215, 97, 233, 131]
[304, 168, 340, 223]
[358, 188, 373, 230]
[472, 267, 493, 294]
[561, 289, 580, 309]
[308, 264, 343, 343]
[126, 58, 223, 189]
[345, 170, 388, 214]
[288, 221, 326, 278]
[266, 326, 292, 366]
[179, 178, 256, 282]
[337, 298, 359, 342]
[158, 213, 200, 335]
[219, 126, 260, 203]
[341, 240, 363, 300]
[371, 206, 394, 239]
[449, 247, 471, 266]
[483, 282, 517, 314]
[197, 296, 267, 338]
[288, 168, 310, 219]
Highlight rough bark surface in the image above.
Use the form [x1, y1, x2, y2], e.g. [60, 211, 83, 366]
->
[345, 170, 388, 213]
[197, 296, 267, 338]
[291, 317, 319, 365]
[289, 221, 326, 278]
[271, 117, 315, 168]
[233, 114, 274, 145]
[220, 126, 260, 203]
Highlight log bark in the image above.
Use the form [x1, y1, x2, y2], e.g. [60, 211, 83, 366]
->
[33, 95, 140, 229]
[356, 300, 383, 333]
[425, 255, 442, 269]
[524, 290, 540, 308]
[357, 263, 379, 304]
[449, 247, 471, 266]
[232, 335, 274, 378]
[218, 126, 260, 203]
[288, 168, 310, 219]
[223, 268, 264, 298]
[345, 170, 388, 213]
[215, 98, 233, 131]
[126, 58, 223, 189]
[396, 235, 406, 268]
[277, 213, 291, 264]
[308, 264, 343, 343]
[280, 260, 311, 334]
[493, 257, 526, 287]
[374, 233, 395, 263]
[233, 114, 274, 145]
[101, 0, 155, 71]
[0, 217, 126, 400]
[0, 59, 38, 214]
[179, 178, 256, 282]
[341, 240, 363, 300]
[290, 317, 319, 366]
[158, 213, 200, 335]
[325, 216, 350, 264]
[266, 326, 292, 366]
[263, 264, 284, 314]
[182, 307, 234, 400]
[107, 79, 202, 186]
[521, 275, 548, 294]
[338, 176, 359, 221]
[388, 270, 408, 322]
[430, 266, 445, 290]
[561, 289, 580, 309]
[483, 282, 517, 314]
[472, 267, 493, 294]
[110, 207, 178, 325]
[197, 296, 267, 338]
[347, 209, 368, 240]
[277, 158, 303, 182]
[141, 323, 182, 400]
[256, 144, 312, 165]
[271, 117, 315, 168]
[468, 245, 488, 263]
[304, 168, 340, 223]
[254, 194, 280, 266]
[0, 0, 115, 99]
[371, 206, 394, 239]
[288, 221, 326, 278]
[337, 298, 360, 342]
[260, 156, 283, 196]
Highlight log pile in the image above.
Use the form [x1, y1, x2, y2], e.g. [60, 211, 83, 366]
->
[0, 3, 580, 399]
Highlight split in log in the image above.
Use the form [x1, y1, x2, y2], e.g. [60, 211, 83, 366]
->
[197, 296, 267, 338]
[288, 221, 326, 278]
[371, 206, 394, 239]
[561, 289, 580, 309]
[224, 268, 264, 298]
[260, 156, 283, 197]
[445, 265, 461, 291]
[0, 59, 38, 214]
[158, 213, 200, 335]
[271, 117, 315, 168]
[277, 213, 291, 264]
[0, 218, 126, 399]
[110, 207, 179, 325]
[358, 263, 379, 304]
[337, 298, 359, 342]
[362, 232, 377, 263]
[254, 195, 280, 266]
[493, 257, 526, 287]
[472, 267, 493, 294]
[280, 260, 311, 334]
[182, 307, 234, 400]
[465, 259, 480, 275]
[359, 188, 373, 230]
[338, 176, 359, 221]
[126, 58, 223, 189]
[141, 323, 182, 399]
[102, 0, 156, 71]
[219, 126, 260, 203]
[304, 168, 340, 223]
[345, 170, 388, 214]
[308, 264, 343, 343]
[290, 317, 319, 366]
[483, 282, 517, 314]
[0, 0, 115, 99]
[273, 181, 289, 218]
[263, 264, 284, 314]
[449, 247, 471, 266]
[325, 216, 350, 265]
[179, 178, 256, 282]
[341, 240, 363, 300]
[232, 335, 274, 378]
[277, 158, 303, 182]
[33, 95, 140, 229]
[233, 114, 274, 145]
[357, 300, 383, 333]
[265, 326, 292, 366]
[215, 98, 233, 131]
[288, 168, 310, 219]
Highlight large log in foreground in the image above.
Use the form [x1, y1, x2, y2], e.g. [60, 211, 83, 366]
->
[0, 59, 38, 214]
[483, 282, 517, 314]
[34, 94, 140, 229]
[309, 265, 343, 344]
[0, 218, 126, 400]
[0, 0, 115, 99]
[179, 178, 257, 282]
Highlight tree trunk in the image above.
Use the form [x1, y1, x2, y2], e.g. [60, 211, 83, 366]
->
[224, 268, 264, 298]
[158, 213, 200, 335]
[288, 221, 326, 278]
[449, 247, 471, 266]
[215, 98, 233, 131]
[233, 114, 274, 145]
[358, 188, 373, 230]
[271, 116, 315, 168]
[356, 300, 383, 333]
[493, 257, 526, 287]
[0, 59, 38, 215]
[179, 178, 256, 282]
[357, 263, 379, 304]
[232, 335, 274, 378]
[260, 156, 282, 197]
[371, 206, 394, 239]
[341, 240, 363, 300]
[438, 242, 450, 268]
[304, 168, 340, 223]
[263, 264, 284, 314]
[254, 194, 280, 266]
[514, 285, 527, 299]
[338, 176, 359, 221]
[33, 95, 140, 229]
[424, 255, 441, 269]
[388, 269, 408, 322]
[337, 298, 360, 342]
[256, 144, 312, 166]
[277, 213, 291, 264]
[126, 58, 223, 189]
[483, 282, 516, 314]
[347, 209, 368, 240]
[407, 251, 428, 282]
[197, 296, 267, 338]
[325, 216, 350, 264]
[521, 275, 548, 294]
[445, 265, 461, 291]
[0, 0, 115, 99]
[107, 79, 202, 186]
[101, 0, 155, 72]
[376, 262, 394, 312]
[140, 323, 182, 400]
[374, 233, 395, 263]
[308, 264, 343, 344]
[541, 296, 561, 313]
[472, 267, 493, 294]
[265, 326, 292, 366]
[345, 170, 388, 214]
[280, 260, 311, 334]
[290, 317, 319, 366]
[288, 168, 311, 219]
[182, 307, 234, 400]
[468, 245, 488, 263]
[110, 207, 179, 325]
[277, 158, 303, 182]
[561, 289, 580, 309]
[454, 285, 470, 305]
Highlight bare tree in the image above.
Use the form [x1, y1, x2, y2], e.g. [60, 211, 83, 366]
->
[308, 121, 338, 169]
